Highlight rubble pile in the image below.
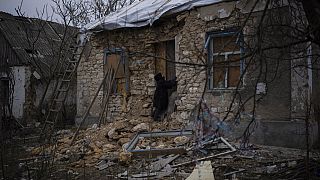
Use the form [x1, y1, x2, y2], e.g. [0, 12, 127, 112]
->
[27, 100, 320, 179]
[30, 118, 186, 168]
[29, 121, 320, 180]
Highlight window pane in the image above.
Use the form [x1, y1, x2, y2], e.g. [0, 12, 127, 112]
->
[155, 42, 166, 78]
[213, 35, 239, 53]
[166, 40, 176, 81]
[228, 66, 240, 87]
[213, 55, 227, 68]
[228, 54, 241, 66]
[213, 67, 225, 88]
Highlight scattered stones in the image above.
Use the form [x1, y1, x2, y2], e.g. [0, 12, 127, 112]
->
[287, 161, 297, 167]
[132, 123, 149, 132]
[102, 144, 117, 153]
[119, 152, 132, 164]
[91, 123, 98, 129]
[174, 136, 189, 145]
[266, 165, 277, 174]
[118, 138, 130, 146]
[143, 103, 151, 108]
[56, 129, 72, 136]
[107, 128, 116, 139]
[140, 109, 150, 117]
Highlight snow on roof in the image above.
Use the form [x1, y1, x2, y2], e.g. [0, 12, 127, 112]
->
[85, 0, 222, 31]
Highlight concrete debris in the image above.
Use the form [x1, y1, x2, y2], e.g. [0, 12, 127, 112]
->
[27, 116, 319, 180]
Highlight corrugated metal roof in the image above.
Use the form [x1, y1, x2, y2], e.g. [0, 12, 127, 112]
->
[0, 12, 78, 77]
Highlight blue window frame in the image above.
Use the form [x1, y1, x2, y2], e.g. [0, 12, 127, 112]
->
[206, 30, 244, 90]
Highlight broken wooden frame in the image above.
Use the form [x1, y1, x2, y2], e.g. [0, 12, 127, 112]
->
[172, 137, 236, 168]
[103, 48, 130, 95]
[125, 130, 193, 157]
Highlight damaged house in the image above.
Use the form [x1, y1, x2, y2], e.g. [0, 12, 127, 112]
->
[76, 0, 320, 149]
[0, 12, 78, 125]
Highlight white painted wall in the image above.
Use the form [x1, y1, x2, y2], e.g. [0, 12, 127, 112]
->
[11, 66, 26, 119]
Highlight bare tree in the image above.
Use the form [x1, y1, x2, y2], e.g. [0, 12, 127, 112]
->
[51, 0, 137, 27]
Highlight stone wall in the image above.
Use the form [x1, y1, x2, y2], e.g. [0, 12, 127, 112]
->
[77, 2, 313, 127]
[77, 18, 183, 123]
[77, 47, 104, 119]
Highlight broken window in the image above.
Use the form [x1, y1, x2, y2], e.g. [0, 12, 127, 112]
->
[104, 48, 128, 95]
[207, 30, 243, 89]
[154, 40, 176, 81]
[154, 40, 177, 95]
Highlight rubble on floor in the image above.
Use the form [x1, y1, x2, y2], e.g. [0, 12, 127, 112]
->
[23, 101, 318, 179]
[26, 120, 320, 179]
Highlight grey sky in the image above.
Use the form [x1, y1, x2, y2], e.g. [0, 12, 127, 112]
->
[0, 0, 60, 21]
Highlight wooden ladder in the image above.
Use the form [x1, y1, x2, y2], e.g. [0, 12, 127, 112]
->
[39, 40, 87, 144]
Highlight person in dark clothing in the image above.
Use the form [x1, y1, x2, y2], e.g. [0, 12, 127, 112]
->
[152, 73, 177, 121]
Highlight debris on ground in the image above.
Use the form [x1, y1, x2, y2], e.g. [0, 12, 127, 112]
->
[23, 100, 320, 179]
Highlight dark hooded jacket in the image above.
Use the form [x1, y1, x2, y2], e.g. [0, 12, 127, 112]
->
[153, 74, 177, 111]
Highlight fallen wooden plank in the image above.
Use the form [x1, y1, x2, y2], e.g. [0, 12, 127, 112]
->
[150, 154, 179, 172]
[172, 149, 236, 168]
[131, 172, 157, 178]
[172, 137, 236, 168]
[224, 168, 246, 176]
[131, 148, 186, 158]
[126, 130, 193, 152]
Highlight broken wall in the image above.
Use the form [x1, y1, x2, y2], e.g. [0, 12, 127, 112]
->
[77, 2, 295, 123]
[77, 0, 318, 147]
[22, 67, 77, 124]
[77, 18, 183, 123]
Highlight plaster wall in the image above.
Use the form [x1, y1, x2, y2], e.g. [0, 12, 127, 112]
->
[11, 66, 26, 119]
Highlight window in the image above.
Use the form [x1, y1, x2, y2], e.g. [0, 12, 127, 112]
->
[154, 40, 176, 81]
[207, 31, 243, 89]
[154, 40, 177, 94]
[104, 48, 129, 95]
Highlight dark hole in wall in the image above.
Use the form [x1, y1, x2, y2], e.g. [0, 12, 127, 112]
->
[0, 79, 10, 105]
